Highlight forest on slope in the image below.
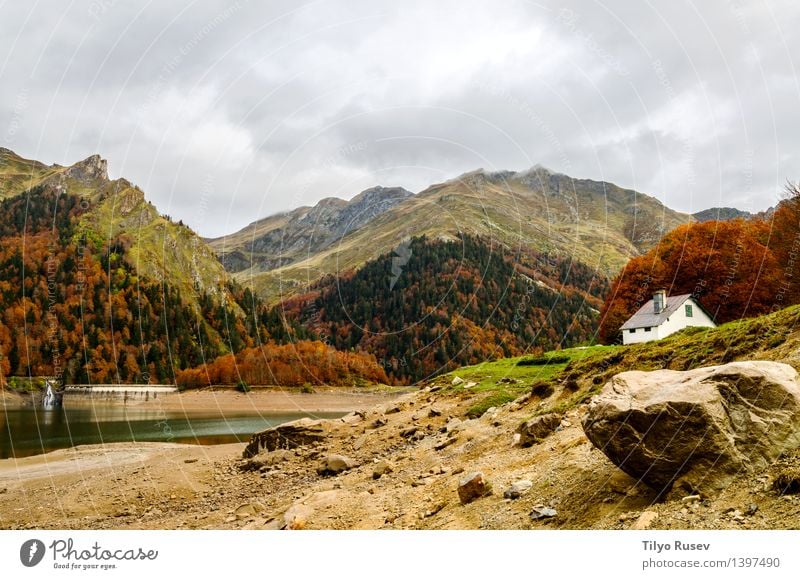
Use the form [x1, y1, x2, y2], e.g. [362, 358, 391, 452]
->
[599, 186, 800, 343]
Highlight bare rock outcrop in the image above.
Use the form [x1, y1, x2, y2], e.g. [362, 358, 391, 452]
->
[243, 418, 330, 458]
[582, 361, 800, 495]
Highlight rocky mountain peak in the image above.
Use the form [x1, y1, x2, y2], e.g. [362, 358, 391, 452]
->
[64, 154, 108, 183]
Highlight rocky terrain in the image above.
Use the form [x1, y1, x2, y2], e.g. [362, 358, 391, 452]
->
[3, 361, 800, 531]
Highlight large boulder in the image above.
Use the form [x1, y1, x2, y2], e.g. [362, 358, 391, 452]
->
[582, 361, 800, 495]
[243, 418, 330, 458]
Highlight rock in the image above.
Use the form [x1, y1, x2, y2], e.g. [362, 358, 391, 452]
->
[681, 495, 702, 503]
[516, 413, 562, 447]
[445, 418, 462, 433]
[464, 381, 478, 389]
[503, 479, 533, 500]
[244, 418, 330, 458]
[341, 411, 364, 425]
[240, 449, 293, 471]
[745, 503, 759, 516]
[283, 504, 314, 530]
[371, 417, 388, 428]
[184, 458, 198, 464]
[235, 502, 263, 519]
[434, 437, 458, 451]
[631, 510, 658, 530]
[385, 405, 402, 414]
[457, 472, 492, 504]
[773, 467, 800, 495]
[452, 376, 465, 386]
[530, 506, 557, 520]
[318, 454, 356, 476]
[373, 460, 394, 479]
[283, 490, 341, 530]
[400, 426, 419, 438]
[428, 407, 443, 417]
[582, 362, 800, 495]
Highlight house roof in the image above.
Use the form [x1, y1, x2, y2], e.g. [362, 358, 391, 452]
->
[620, 293, 694, 330]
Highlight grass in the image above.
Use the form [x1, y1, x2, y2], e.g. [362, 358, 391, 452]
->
[440, 345, 619, 418]
[440, 303, 800, 420]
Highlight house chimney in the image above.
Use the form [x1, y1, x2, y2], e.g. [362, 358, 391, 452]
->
[653, 289, 666, 314]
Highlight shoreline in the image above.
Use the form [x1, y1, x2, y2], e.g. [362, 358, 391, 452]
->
[1, 386, 409, 413]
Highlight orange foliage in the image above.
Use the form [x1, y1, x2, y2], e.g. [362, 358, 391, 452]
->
[175, 340, 389, 388]
[599, 219, 783, 343]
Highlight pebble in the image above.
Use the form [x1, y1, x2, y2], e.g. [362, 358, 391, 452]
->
[503, 480, 533, 500]
[530, 506, 557, 520]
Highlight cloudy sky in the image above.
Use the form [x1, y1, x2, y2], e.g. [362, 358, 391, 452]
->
[1, 0, 798, 237]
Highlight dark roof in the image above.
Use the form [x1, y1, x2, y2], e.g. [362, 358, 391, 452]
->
[620, 293, 694, 330]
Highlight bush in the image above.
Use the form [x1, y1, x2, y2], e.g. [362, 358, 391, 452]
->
[235, 380, 251, 393]
[300, 383, 315, 394]
[517, 355, 571, 366]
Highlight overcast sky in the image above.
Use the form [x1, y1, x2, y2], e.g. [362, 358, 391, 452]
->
[1, 0, 798, 237]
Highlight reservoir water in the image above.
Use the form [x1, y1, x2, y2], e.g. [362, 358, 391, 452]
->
[0, 405, 344, 459]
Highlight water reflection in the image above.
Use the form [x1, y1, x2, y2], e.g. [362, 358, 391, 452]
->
[0, 405, 343, 459]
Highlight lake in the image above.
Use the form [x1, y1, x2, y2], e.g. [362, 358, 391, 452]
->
[0, 405, 344, 459]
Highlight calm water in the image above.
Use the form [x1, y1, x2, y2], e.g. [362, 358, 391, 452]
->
[0, 405, 344, 459]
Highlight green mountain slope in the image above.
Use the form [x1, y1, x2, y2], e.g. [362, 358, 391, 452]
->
[218, 167, 692, 302]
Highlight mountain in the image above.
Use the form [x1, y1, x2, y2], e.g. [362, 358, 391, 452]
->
[210, 185, 413, 273]
[0, 149, 388, 386]
[272, 233, 606, 383]
[214, 167, 692, 302]
[692, 207, 754, 222]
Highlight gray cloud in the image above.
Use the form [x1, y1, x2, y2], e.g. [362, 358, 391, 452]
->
[1, 0, 798, 237]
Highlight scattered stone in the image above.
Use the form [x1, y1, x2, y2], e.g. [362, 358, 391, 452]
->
[424, 502, 447, 518]
[240, 449, 293, 471]
[385, 405, 402, 415]
[400, 426, 419, 438]
[371, 417, 388, 429]
[583, 362, 800, 495]
[434, 437, 458, 451]
[318, 454, 356, 476]
[452, 466, 465, 475]
[681, 495, 702, 503]
[244, 418, 330, 458]
[497, 377, 518, 384]
[745, 503, 759, 516]
[631, 510, 658, 530]
[464, 381, 478, 389]
[457, 472, 492, 504]
[530, 506, 557, 520]
[504, 479, 533, 500]
[184, 458, 198, 464]
[428, 407, 443, 417]
[451, 376, 465, 386]
[353, 433, 368, 451]
[445, 418, 462, 433]
[372, 460, 394, 479]
[516, 413, 562, 447]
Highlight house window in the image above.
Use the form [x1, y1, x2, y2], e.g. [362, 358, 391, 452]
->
[629, 329, 636, 334]
[644, 327, 651, 332]
[685, 304, 693, 317]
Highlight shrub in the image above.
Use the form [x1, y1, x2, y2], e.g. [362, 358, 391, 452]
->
[235, 380, 251, 393]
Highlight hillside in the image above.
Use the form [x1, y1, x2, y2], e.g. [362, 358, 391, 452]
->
[218, 167, 691, 302]
[273, 234, 606, 383]
[210, 186, 414, 273]
[0, 149, 391, 386]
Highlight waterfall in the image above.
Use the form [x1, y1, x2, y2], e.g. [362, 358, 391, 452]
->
[42, 381, 59, 409]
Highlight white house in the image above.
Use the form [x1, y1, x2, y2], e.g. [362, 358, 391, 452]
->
[620, 290, 716, 345]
